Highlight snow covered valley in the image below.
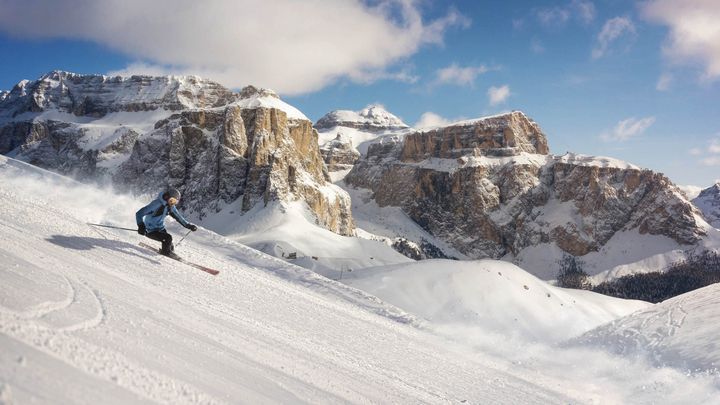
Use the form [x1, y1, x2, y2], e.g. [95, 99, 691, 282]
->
[1, 155, 720, 404]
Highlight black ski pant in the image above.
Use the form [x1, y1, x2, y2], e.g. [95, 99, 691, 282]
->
[145, 229, 173, 253]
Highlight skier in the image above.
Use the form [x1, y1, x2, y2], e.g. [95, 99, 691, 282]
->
[136, 188, 197, 256]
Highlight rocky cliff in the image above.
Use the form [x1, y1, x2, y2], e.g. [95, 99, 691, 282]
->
[319, 133, 361, 171]
[346, 111, 706, 261]
[693, 183, 720, 228]
[0, 71, 354, 235]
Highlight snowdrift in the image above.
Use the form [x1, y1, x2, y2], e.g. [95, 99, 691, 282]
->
[572, 282, 720, 372]
[343, 260, 649, 344]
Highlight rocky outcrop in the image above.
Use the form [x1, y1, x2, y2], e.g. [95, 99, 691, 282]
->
[693, 183, 720, 228]
[346, 111, 706, 259]
[400, 111, 549, 161]
[0, 72, 354, 236]
[319, 133, 361, 171]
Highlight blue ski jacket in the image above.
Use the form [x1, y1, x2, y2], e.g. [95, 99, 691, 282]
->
[136, 192, 191, 232]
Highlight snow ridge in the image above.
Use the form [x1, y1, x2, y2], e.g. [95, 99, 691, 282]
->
[315, 104, 409, 132]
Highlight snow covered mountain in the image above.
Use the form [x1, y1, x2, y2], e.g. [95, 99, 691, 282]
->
[2, 71, 718, 286]
[0, 71, 353, 236]
[693, 182, 720, 228]
[345, 111, 718, 279]
[315, 104, 409, 132]
[315, 105, 412, 173]
[2, 153, 719, 403]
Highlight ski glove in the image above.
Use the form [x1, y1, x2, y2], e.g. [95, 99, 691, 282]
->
[138, 223, 146, 235]
[186, 223, 198, 232]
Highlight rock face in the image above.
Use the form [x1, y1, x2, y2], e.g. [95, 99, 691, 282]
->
[693, 183, 720, 228]
[346, 111, 706, 259]
[319, 133, 361, 171]
[0, 71, 236, 118]
[0, 71, 354, 236]
[401, 112, 549, 160]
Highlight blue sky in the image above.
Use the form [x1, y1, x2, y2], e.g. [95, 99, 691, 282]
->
[0, 0, 718, 187]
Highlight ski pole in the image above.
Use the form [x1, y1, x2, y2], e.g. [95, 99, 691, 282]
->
[176, 229, 192, 247]
[87, 223, 137, 231]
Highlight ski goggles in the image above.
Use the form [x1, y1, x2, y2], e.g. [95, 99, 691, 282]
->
[167, 197, 179, 206]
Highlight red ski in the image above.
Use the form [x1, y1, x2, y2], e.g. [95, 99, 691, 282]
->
[139, 242, 219, 276]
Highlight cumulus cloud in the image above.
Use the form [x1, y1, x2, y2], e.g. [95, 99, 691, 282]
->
[414, 112, 453, 129]
[688, 136, 720, 166]
[601, 116, 656, 141]
[642, 0, 720, 80]
[434, 64, 491, 86]
[487, 85, 511, 106]
[592, 17, 636, 59]
[0, 0, 469, 95]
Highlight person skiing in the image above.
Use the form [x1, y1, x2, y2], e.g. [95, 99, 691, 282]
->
[136, 188, 197, 256]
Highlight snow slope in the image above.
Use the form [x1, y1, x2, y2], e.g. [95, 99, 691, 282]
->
[343, 260, 649, 344]
[0, 156, 570, 403]
[2, 155, 720, 404]
[572, 283, 720, 372]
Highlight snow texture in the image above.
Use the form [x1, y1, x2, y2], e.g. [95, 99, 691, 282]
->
[2, 154, 720, 404]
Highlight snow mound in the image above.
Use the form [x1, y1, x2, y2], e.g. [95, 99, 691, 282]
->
[571, 282, 720, 371]
[343, 259, 650, 344]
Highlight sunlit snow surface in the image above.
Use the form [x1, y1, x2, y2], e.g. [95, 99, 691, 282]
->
[1, 155, 720, 404]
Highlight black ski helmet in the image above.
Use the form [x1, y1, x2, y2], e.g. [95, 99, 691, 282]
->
[163, 188, 181, 202]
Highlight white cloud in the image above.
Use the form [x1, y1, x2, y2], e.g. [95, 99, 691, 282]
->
[487, 85, 511, 106]
[434, 64, 491, 86]
[536, 0, 595, 27]
[689, 135, 720, 167]
[601, 116, 656, 141]
[0, 0, 469, 95]
[656, 73, 673, 91]
[414, 112, 453, 129]
[642, 0, 720, 80]
[709, 138, 720, 154]
[537, 7, 571, 27]
[592, 17, 636, 59]
[701, 157, 720, 166]
[571, 0, 596, 24]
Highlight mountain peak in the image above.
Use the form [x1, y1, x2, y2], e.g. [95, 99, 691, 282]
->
[0, 70, 237, 117]
[239, 85, 280, 100]
[315, 104, 409, 132]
